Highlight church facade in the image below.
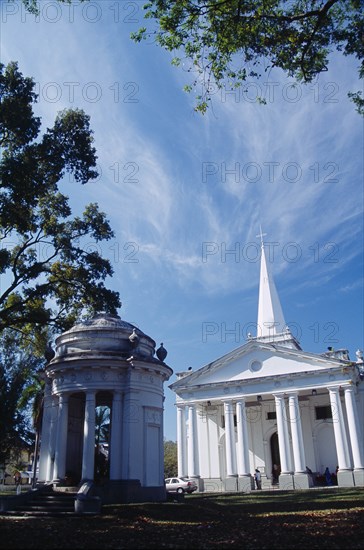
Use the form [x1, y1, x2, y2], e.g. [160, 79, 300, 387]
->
[170, 237, 364, 492]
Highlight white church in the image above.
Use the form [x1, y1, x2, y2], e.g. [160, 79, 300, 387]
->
[170, 235, 364, 492]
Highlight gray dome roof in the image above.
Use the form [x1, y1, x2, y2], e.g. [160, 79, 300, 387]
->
[71, 313, 141, 333]
[54, 312, 156, 359]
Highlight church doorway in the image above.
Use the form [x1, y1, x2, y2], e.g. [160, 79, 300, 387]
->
[270, 432, 280, 484]
[315, 424, 338, 475]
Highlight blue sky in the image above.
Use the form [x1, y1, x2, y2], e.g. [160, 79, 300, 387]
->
[1, 0, 363, 441]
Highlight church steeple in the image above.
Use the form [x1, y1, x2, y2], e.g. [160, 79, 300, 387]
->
[255, 228, 301, 349]
[257, 228, 286, 337]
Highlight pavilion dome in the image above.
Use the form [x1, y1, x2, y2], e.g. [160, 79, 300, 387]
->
[53, 312, 157, 361]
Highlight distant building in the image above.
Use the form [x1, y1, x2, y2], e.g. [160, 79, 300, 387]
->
[0, 438, 33, 485]
[170, 235, 364, 492]
[38, 313, 172, 502]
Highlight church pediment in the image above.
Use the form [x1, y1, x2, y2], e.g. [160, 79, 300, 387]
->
[170, 341, 348, 391]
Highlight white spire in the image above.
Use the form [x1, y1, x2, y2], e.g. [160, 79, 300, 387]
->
[257, 228, 286, 339]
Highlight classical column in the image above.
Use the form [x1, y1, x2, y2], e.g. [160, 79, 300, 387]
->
[46, 396, 57, 482]
[328, 387, 351, 470]
[177, 404, 187, 478]
[81, 391, 96, 481]
[224, 401, 237, 476]
[109, 391, 123, 480]
[53, 393, 69, 481]
[236, 400, 250, 476]
[288, 392, 306, 473]
[274, 394, 293, 474]
[38, 378, 52, 481]
[187, 404, 199, 478]
[344, 386, 364, 470]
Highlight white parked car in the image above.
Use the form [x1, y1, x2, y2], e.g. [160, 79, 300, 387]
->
[165, 477, 198, 494]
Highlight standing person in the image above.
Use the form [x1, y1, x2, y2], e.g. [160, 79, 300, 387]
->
[254, 469, 262, 490]
[272, 463, 280, 485]
[306, 466, 315, 485]
[325, 467, 332, 486]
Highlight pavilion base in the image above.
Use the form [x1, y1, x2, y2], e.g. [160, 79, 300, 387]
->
[93, 479, 167, 504]
[353, 469, 364, 487]
[337, 470, 354, 487]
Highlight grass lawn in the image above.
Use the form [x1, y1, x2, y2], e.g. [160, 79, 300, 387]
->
[0, 487, 363, 549]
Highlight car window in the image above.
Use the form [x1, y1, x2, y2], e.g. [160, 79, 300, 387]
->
[165, 479, 170, 483]
[172, 478, 179, 483]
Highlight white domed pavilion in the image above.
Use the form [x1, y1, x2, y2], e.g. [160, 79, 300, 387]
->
[37, 313, 172, 503]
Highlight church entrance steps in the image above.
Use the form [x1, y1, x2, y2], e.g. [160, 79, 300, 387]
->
[1, 487, 77, 517]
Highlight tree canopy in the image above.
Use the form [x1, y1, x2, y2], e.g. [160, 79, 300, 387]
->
[164, 439, 178, 478]
[131, 0, 364, 113]
[0, 61, 121, 337]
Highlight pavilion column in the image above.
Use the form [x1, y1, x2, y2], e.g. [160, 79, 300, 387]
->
[109, 391, 123, 480]
[187, 404, 199, 478]
[274, 394, 293, 474]
[224, 401, 237, 477]
[46, 396, 58, 482]
[177, 404, 187, 478]
[81, 391, 96, 481]
[328, 387, 351, 470]
[344, 386, 364, 470]
[287, 392, 306, 473]
[236, 400, 250, 476]
[38, 378, 52, 481]
[53, 393, 69, 482]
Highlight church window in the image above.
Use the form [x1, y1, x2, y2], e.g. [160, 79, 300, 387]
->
[267, 412, 277, 420]
[250, 360, 262, 372]
[315, 405, 332, 420]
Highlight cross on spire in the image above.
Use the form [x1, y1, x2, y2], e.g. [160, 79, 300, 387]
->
[256, 226, 267, 248]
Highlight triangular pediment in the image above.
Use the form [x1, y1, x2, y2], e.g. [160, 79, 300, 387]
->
[170, 341, 347, 391]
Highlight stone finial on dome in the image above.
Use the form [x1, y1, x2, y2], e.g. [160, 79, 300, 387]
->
[129, 328, 139, 349]
[44, 342, 55, 362]
[156, 343, 167, 362]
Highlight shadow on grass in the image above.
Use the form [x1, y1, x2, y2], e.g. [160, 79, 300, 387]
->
[103, 488, 364, 521]
[1, 488, 363, 549]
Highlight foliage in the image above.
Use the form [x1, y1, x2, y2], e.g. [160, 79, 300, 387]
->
[163, 439, 177, 477]
[18, 0, 86, 14]
[132, 0, 364, 114]
[0, 61, 121, 337]
[0, 329, 43, 466]
[95, 406, 110, 446]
